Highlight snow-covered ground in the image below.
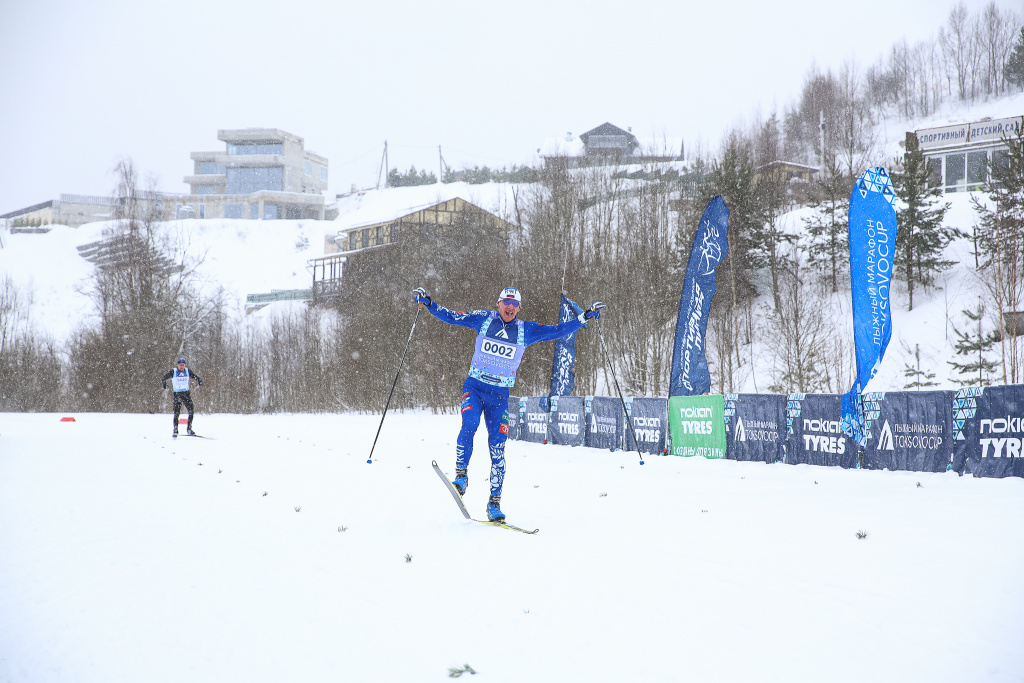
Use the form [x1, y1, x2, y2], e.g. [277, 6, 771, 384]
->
[1, 412, 1022, 682]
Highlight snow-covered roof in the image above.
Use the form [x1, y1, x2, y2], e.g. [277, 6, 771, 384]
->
[332, 181, 522, 233]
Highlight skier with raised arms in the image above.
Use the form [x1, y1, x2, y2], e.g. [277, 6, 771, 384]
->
[413, 285, 604, 522]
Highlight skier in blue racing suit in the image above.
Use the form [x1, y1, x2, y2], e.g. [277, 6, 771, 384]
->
[414, 285, 604, 522]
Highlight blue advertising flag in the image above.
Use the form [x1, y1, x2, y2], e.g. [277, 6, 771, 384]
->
[841, 167, 898, 447]
[669, 196, 730, 397]
[549, 293, 584, 396]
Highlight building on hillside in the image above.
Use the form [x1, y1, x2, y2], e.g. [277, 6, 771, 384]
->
[1, 193, 176, 230]
[2, 128, 329, 229]
[538, 122, 684, 169]
[755, 160, 819, 183]
[912, 115, 1022, 193]
[182, 128, 328, 220]
[311, 191, 517, 301]
[329, 196, 516, 254]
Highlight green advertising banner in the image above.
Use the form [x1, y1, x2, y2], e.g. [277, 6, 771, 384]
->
[668, 395, 726, 458]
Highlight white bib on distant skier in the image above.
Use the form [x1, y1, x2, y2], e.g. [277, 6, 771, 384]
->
[172, 368, 190, 392]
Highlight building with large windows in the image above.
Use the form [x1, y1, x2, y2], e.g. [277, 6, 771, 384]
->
[182, 128, 328, 220]
[913, 115, 1022, 193]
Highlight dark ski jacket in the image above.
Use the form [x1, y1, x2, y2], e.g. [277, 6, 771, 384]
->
[162, 368, 204, 392]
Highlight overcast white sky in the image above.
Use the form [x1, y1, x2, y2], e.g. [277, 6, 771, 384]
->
[0, 0, 1015, 213]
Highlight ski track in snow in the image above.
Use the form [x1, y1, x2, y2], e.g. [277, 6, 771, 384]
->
[1, 412, 1022, 682]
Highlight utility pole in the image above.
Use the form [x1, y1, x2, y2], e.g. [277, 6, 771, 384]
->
[819, 111, 826, 170]
[377, 141, 389, 190]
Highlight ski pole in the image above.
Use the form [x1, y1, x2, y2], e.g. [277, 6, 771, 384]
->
[366, 304, 423, 464]
[594, 317, 644, 466]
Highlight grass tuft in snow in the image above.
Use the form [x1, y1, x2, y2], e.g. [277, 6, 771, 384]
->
[405, 553, 413, 563]
[856, 530, 869, 540]
[448, 663, 477, 677]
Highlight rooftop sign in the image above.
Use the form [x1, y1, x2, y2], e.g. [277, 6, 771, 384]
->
[916, 115, 1023, 151]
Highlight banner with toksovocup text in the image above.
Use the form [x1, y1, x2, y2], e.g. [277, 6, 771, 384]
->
[861, 391, 952, 473]
[585, 396, 623, 450]
[723, 393, 786, 463]
[668, 395, 726, 458]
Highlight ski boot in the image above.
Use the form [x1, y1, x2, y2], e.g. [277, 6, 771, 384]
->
[187, 424, 196, 436]
[486, 495, 505, 523]
[452, 468, 468, 496]
[173, 425, 178, 438]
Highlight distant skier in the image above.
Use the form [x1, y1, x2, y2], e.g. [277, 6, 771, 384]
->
[161, 357, 203, 437]
[413, 285, 604, 522]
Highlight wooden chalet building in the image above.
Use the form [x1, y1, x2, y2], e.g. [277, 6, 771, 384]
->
[539, 122, 683, 169]
[310, 191, 517, 302]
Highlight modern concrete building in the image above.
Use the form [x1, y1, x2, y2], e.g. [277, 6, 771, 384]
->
[913, 115, 1022, 193]
[182, 128, 328, 220]
[2, 128, 329, 229]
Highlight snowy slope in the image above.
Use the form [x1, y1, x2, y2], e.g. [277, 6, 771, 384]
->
[2, 99, 1021, 390]
[1, 412, 1022, 683]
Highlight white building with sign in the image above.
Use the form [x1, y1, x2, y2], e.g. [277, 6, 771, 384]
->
[913, 115, 1022, 193]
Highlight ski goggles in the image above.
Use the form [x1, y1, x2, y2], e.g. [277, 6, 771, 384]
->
[500, 298, 520, 308]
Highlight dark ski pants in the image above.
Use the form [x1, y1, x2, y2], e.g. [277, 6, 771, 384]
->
[173, 390, 195, 430]
[456, 379, 510, 497]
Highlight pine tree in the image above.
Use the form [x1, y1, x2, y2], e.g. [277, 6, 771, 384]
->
[971, 126, 1024, 384]
[947, 303, 1000, 386]
[901, 342, 938, 390]
[892, 140, 956, 311]
[804, 158, 851, 293]
[1004, 27, 1024, 89]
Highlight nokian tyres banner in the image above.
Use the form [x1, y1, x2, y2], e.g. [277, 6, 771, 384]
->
[861, 391, 952, 472]
[624, 398, 668, 455]
[787, 394, 858, 468]
[518, 396, 548, 443]
[585, 396, 623, 450]
[953, 385, 1024, 478]
[724, 394, 785, 463]
[668, 395, 726, 458]
[545, 396, 585, 447]
[507, 396, 523, 441]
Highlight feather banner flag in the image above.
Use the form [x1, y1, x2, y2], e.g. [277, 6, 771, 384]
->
[841, 167, 898, 447]
[549, 293, 584, 396]
[669, 196, 730, 397]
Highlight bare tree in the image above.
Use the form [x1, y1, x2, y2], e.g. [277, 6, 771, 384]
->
[940, 3, 982, 102]
[762, 243, 839, 394]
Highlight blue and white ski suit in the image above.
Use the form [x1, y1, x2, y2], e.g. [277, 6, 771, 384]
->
[424, 301, 586, 497]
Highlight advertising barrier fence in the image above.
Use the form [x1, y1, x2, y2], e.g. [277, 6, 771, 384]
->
[723, 393, 786, 463]
[498, 386, 1023, 479]
[668, 395, 726, 458]
[546, 396, 586, 447]
[624, 398, 669, 455]
[786, 394, 858, 469]
[953, 385, 1024, 478]
[517, 396, 548, 444]
[862, 391, 953, 472]
[507, 396, 522, 441]
[584, 396, 623, 450]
